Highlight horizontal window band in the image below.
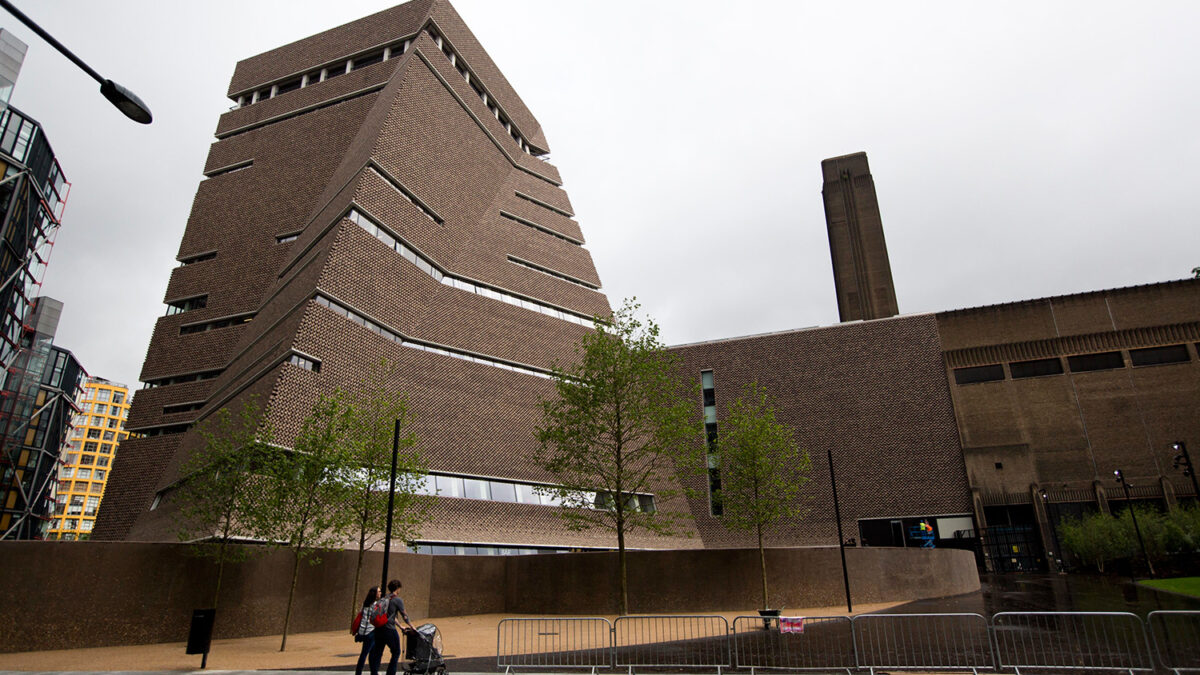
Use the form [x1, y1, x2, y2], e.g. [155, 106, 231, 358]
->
[217, 83, 386, 140]
[366, 162, 442, 224]
[507, 255, 600, 290]
[499, 210, 583, 246]
[141, 369, 223, 389]
[203, 159, 253, 178]
[179, 313, 255, 335]
[230, 31, 418, 101]
[347, 207, 593, 326]
[177, 250, 217, 266]
[514, 190, 574, 218]
[313, 292, 553, 380]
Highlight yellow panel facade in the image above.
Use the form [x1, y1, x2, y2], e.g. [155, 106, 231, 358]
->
[45, 377, 132, 541]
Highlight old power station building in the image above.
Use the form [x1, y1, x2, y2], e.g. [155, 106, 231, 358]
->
[94, 0, 1200, 573]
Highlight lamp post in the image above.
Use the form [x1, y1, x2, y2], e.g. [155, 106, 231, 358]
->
[1172, 441, 1200, 503]
[827, 449, 852, 613]
[0, 0, 152, 123]
[380, 419, 400, 589]
[1113, 469, 1154, 579]
[1038, 489, 1063, 573]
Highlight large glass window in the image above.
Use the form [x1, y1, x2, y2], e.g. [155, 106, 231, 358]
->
[434, 474, 463, 498]
[462, 478, 490, 500]
[490, 482, 517, 502]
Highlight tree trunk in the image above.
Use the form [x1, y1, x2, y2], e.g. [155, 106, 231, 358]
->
[352, 508, 367, 613]
[617, 519, 628, 615]
[280, 547, 302, 652]
[757, 523, 768, 609]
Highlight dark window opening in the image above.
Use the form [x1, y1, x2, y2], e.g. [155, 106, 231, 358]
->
[275, 78, 302, 94]
[1010, 357, 1064, 379]
[995, 462, 1004, 470]
[325, 63, 346, 79]
[163, 402, 204, 415]
[954, 364, 1005, 385]
[1130, 344, 1190, 367]
[1067, 351, 1125, 373]
[179, 314, 253, 335]
[179, 251, 216, 265]
[165, 295, 208, 315]
[352, 52, 384, 70]
[708, 468, 723, 516]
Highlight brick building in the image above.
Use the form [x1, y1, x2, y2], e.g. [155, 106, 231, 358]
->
[94, 1, 1200, 573]
[93, 0, 696, 551]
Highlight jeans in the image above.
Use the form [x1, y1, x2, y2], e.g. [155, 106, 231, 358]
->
[355, 630, 378, 675]
[369, 626, 402, 675]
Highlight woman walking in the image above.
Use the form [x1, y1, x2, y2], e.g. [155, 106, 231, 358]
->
[354, 586, 385, 675]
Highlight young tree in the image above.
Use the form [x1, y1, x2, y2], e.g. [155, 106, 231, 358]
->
[716, 382, 810, 610]
[257, 392, 358, 651]
[173, 397, 278, 612]
[343, 361, 429, 613]
[534, 299, 702, 615]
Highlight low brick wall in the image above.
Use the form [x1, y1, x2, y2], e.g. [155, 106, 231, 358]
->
[0, 542, 977, 653]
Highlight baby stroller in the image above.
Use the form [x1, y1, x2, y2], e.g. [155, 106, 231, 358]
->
[403, 623, 446, 675]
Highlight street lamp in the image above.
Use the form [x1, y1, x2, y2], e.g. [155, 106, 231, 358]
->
[380, 418, 401, 589]
[1113, 469, 1154, 579]
[1172, 441, 1200, 503]
[1038, 489, 1063, 572]
[0, 0, 152, 123]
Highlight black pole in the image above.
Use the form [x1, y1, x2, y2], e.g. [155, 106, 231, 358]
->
[0, 0, 152, 123]
[0, 0, 103, 83]
[381, 419, 400, 590]
[1176, 441, 1200, 502]
[1115, 470, 1153, 579]
[828, 449, 852, 613]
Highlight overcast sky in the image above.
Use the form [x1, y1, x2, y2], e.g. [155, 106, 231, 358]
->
[6, 1, 1199, 390]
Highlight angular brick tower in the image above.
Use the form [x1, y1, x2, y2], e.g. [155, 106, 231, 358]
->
[821, 152, 899, 322]
[91, 1, 696, 550]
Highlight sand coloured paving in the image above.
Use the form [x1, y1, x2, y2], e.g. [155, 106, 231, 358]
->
[0, 603, 900, 672]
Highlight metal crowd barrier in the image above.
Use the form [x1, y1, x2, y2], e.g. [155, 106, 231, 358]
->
[992, 611, 1153, 675]
[731, 615, 855, 675]
[496, 610, 1190, 675]
[852, 612, 995, 675]
[497, 617, 613, 674]
[1146, 610, 1200, 675]
[613, 615, 730, 674]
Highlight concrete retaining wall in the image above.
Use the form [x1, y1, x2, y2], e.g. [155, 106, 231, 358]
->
[0, 542, 978, 653]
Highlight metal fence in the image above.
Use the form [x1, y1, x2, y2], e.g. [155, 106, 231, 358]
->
[853, 613, 994, 674]
[613, 615, 730, 674]
[498, 618, 613, 674]
[992, 612, 1153, 674]
[1146, 611, 1200, 675]
[497, 610, 1197, 674]
[731, 615, 854, 674]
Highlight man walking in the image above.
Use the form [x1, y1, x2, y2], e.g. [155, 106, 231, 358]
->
[370, 579, 416, 675]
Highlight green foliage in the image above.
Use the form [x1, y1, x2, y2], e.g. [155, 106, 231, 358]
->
[342, 360, 429, 611]
[716, 382, 810, 609]
[533, 299, 703, 613]
[173, 397, 278, 608]
[1059, 511, 1133, 573]
[256, 391, 360, 651]
[1059, 504, 1200, 572]
[718, 383, 810, 533]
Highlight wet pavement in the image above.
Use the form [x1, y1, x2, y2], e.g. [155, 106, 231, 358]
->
[882, 573, 1200, 616]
